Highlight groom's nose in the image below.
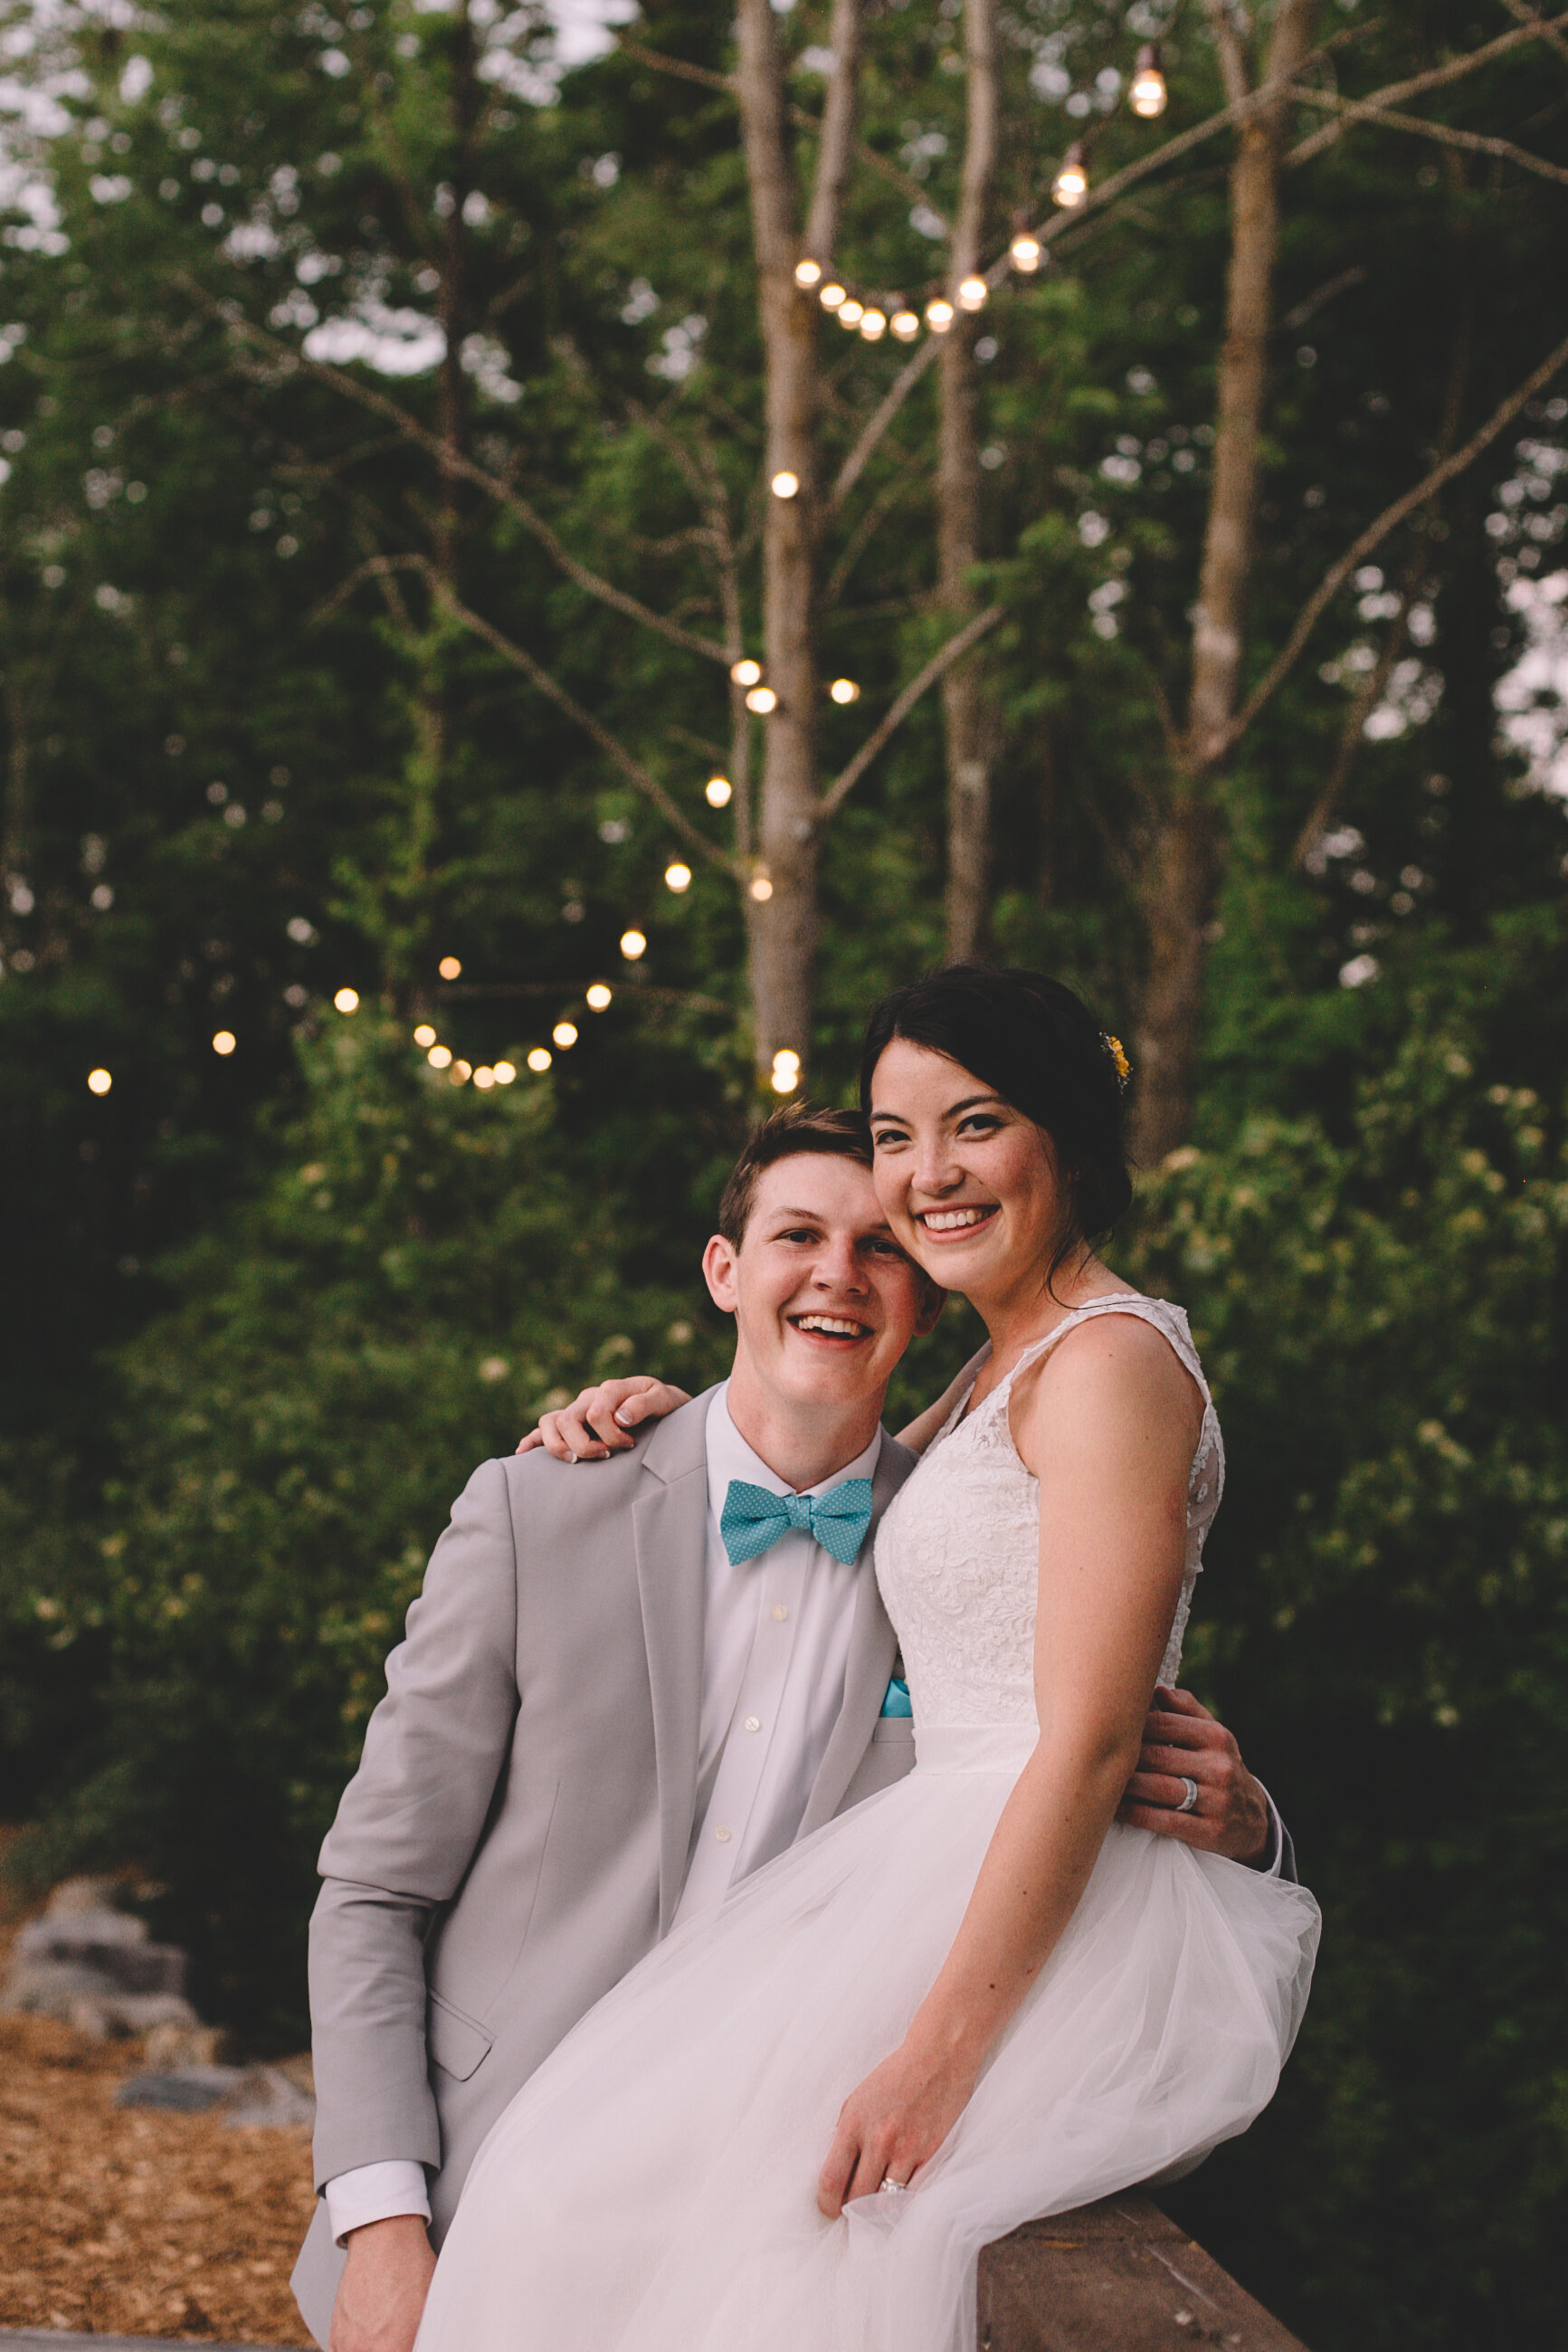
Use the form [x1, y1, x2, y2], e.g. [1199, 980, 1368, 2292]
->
[810, 1233, 869, 1295]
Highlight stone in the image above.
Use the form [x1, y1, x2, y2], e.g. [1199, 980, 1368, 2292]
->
[3, 1880, 192, 2037]
[144, 2018, 234, 2070]
[114, 2064, 244, 2115]
[217, 2059, 315, 2131]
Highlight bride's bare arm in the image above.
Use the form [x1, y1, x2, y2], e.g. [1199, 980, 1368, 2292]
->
[817, 1316, 1200, 2214]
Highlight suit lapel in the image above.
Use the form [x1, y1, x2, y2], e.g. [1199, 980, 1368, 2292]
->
[633, 1395, 714, 1934]
[798, 1435, 916, 1837]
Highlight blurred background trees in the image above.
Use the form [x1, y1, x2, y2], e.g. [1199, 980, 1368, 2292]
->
[1, 4, 1565, 2346]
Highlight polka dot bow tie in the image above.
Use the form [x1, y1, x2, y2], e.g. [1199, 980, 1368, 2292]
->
[719, 1479, 875, 1568]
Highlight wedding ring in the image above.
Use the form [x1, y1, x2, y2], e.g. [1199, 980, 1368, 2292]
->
[1176, 1776, 1200, 1814]
[879, 2178, 908, 2195]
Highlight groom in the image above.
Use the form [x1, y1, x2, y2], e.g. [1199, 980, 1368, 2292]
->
[295, 1105, 1289, 2352]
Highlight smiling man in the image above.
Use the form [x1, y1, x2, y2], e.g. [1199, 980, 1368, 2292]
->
[293, 1107, 943, 2352]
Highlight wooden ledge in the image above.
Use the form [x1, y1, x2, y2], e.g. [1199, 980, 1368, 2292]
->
[979, 2195, 1308, 2352]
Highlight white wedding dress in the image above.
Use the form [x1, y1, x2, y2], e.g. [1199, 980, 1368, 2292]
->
[414, 1297, 1320, 2352]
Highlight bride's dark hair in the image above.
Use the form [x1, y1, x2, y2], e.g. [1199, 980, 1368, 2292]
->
[859, 965, 1134, 1276]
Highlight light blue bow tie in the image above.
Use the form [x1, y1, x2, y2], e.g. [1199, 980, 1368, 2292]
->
[719, 1478, 874, 1567]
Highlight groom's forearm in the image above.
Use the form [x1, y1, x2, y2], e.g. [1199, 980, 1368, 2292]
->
[309, 1877, 444, 2187]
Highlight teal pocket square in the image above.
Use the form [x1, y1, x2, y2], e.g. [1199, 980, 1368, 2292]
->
[880, 1677, 912, 1719]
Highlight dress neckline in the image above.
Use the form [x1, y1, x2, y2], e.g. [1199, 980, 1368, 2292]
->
[949, 1290, 1154, 1433]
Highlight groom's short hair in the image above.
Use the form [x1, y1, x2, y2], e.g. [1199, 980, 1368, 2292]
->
[717, 1105, 874, 1249]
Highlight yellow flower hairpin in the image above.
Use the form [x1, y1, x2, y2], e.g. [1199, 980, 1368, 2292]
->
[1104, 1033, 1131, 1088]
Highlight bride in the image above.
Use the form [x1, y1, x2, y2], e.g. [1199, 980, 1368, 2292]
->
[413, 965, 1319, 2352]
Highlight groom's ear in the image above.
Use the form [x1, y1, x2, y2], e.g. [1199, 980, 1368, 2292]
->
[702, 1232, 740, 1316]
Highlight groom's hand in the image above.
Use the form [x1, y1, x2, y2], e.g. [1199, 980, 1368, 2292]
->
[516, 1376, 690, 1462]
[1117, 1687, 1272, 1863]
[329, 2214, 436, 2352]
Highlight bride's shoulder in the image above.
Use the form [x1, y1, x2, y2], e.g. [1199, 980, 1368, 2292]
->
[1011, 1300, 1202, 1461]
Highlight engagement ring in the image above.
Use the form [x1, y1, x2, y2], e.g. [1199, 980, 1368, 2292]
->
[879, 2178, 908, 2195]
[1176, 1777, 1200, 1814]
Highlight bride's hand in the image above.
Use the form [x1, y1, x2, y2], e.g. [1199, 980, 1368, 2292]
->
[516, 1376, 691, 1461]
[816, 2035, 979, 2217]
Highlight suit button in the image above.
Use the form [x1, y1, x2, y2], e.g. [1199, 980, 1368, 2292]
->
[714, 1824, 732, 1843]
[744, 1716, 761, 1733]
[773, 1604, 789, 1621]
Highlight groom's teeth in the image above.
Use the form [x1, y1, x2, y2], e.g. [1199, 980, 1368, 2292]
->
[796, 1316, 865, 1336]
[922, 1207, 992, 1231]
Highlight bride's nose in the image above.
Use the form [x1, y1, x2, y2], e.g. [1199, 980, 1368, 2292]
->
[910, 1138, 965, 1200]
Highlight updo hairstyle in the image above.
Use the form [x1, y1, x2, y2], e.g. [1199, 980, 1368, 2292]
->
[859, 965, 1133, 1281]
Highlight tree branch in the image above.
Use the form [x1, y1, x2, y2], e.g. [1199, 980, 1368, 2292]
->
[1499, 0, 1568, 71]
[804, 0, 865, 265]
[1285, 9, 1568, 167]
[1209, 325, 1568, 767]
[816, 604, 1003, 820]
[1294, 87, 1568, 186]
[828, 341, 939, 510]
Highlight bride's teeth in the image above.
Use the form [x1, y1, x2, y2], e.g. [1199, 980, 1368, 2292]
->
[923, 1207, 989, 1231]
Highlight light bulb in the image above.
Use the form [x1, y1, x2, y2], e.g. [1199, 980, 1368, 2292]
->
[87, 1067, 112, 1094]
[705, 775, 732, 807]
[890, 309, 920, 340]
[746, 685, 777, 714]
[428, 1044, 452, 1068]
[773, 1048, 801, 1073]
[819, 281, 847, 309]
[837, 299, 864, 329]
[438, 955, 462, 979]
[473, 1067, 496, 1090]
[585, 983, 613, 1010]
[794, 257, 822, 288]
[620, 928, 647, 960]
[859, 308, 887, 341]
[664, 862, 692, 893]
[731, 657, 762, 686]
[413, 1024, 436, 1047]
[213, 1031, 236, 1056]
[829, 678, 860, 705]
[925, 297, 954, 333]
[526, 1047, 552, 1073]
[333, 987, 359, 1014]
[1129, 43, 1166, 118]
[1052, 143, 1088, 207]
[956, 276, 988, 312]
[494, 1060, 517, 1082]
[552, 1022, 578, 1049]
[749, 873, 774, 902]
[771, 470, 799, 499]
[1010, 230, 1041, 272]
[451, 1060, 471, 1084]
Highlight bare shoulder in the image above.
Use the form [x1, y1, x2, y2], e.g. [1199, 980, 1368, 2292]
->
[1011, 1307, 1202, 1471]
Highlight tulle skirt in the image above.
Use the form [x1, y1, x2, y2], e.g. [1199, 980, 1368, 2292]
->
[414, 1726, 1319, 2352]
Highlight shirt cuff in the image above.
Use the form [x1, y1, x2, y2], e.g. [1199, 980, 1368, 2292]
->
[325, 2160, 432, 2247]
[1251, 1783, 1286, 1879]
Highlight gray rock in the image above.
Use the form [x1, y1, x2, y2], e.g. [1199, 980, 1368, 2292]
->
[114, 2063, 243, 2114]
[219, 2060, 316, 2131]
[3, 1880, 193, 2032]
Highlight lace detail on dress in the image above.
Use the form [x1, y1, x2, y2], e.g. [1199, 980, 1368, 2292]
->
[874, 1296, 1223, 1728]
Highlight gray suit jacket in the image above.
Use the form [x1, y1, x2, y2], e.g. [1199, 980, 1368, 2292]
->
[291, 1391, 917, 2344]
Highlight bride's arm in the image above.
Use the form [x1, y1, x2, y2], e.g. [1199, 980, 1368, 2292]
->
[817, 1316, 1199, 2214]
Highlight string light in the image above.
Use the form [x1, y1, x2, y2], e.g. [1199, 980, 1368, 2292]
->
[771, 1048, 800, 1094]
[494, 1060, 517, 1082]
[428, 1044, 452, 1068]
[451, 1060, 471, 1084]
[925, 297, 954, 333]
[413, 1024, 437, 1047]
[746, 684, 777, 714]
[333, 986, 359, 1014]
[837, 298, 864, 329]
[956, 276, 988, 312]
[830, 678, 860, 704]
[819, 281, 847, 310]
[890, 309, 920, 340]
[749, 871, 774, 902]
[620, 928, 647, 960]
[552, 1021, 578, 1048]
[88, 1066, 112, 1094]
[213, 1030, 236, 1055]
[771, 470, 800, 499]
[474, 1066, 496, 1090]
[731, 658, 763, 686]
[859, 308, 887, 341]
[1052, 142, 1088, 207]
[705, 775, 732, 807]
[664, 862, 692, 893]
[527, 1047, 552, 1072]
[438, 956, 462, 980]
[794, 257, 822, 288]
[585, 983, 613, 1010]
[1129, 43, 1167, 118]
[1010, 218, 1042, 271]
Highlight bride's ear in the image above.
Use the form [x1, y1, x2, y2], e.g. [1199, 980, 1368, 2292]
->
[702, 1233, 741, 1316]
[915, 1279, 946, 1337]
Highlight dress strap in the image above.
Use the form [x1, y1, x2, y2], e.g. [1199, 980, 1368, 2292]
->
[987, 1294, 1211, 1410]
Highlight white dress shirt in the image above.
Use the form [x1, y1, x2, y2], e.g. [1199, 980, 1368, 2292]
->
[324, 1386, 882, 2246]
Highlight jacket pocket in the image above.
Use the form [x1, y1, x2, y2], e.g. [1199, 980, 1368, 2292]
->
[426, 1990, 494, 2083]
[870, 1717, 915, 1746]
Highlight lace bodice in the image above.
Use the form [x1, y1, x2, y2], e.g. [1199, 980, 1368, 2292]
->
[874, 1296, 1222, 1728]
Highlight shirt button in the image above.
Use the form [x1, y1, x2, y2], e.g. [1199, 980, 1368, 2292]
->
[713, 1824, 732, 1843]
[744, 1716, 761, 1733]
[773, 1604, 789, 1622]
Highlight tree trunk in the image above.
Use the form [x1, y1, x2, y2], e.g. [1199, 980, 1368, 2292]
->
[940, 0, 1001, 964]
[1128, 0, 1319, 1164]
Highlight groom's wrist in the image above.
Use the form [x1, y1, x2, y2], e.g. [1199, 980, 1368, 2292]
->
[327, 2159, 432, 2247]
